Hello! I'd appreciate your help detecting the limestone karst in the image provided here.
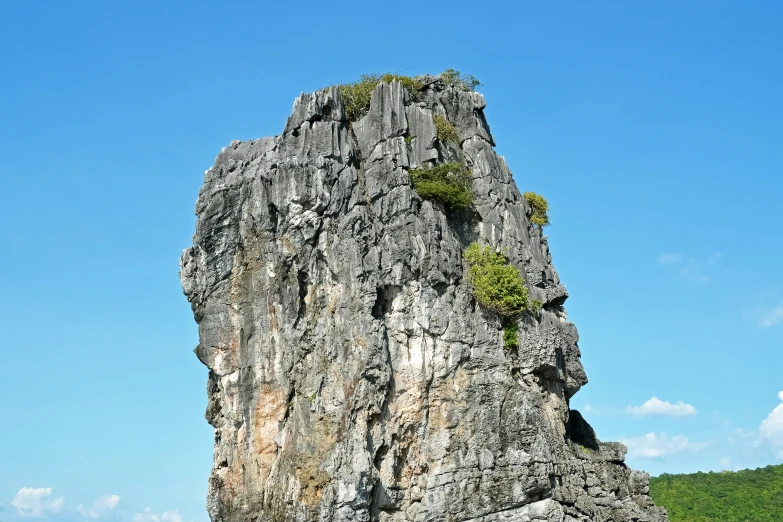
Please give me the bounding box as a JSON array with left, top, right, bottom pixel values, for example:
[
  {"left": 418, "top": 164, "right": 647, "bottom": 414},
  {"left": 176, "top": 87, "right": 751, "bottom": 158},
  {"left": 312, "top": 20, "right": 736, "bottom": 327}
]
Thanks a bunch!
[{"left": 180, "top": 73, "right": 669, "bottom": 522}]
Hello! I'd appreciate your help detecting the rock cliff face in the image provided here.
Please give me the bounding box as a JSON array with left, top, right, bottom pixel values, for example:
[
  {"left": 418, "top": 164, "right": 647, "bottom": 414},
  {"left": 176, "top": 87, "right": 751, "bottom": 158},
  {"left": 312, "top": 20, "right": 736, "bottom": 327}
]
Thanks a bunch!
[{"left": 180, "top": 75, "right": 668, "bottom": 522}]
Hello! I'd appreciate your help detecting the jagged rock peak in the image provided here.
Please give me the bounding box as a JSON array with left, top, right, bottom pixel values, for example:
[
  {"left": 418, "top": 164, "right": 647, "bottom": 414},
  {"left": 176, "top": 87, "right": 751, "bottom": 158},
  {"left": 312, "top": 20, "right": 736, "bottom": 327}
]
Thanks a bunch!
[{"left": 180, "top": 74, "right": 669, "bottom": 522}]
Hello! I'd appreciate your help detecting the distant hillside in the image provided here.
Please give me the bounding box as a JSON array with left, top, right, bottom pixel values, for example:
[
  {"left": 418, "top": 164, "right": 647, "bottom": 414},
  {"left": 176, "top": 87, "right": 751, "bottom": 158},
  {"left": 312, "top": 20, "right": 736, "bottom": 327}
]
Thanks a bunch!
[{"left": 649, "top": 464, "right": 783, "bottom": 521}]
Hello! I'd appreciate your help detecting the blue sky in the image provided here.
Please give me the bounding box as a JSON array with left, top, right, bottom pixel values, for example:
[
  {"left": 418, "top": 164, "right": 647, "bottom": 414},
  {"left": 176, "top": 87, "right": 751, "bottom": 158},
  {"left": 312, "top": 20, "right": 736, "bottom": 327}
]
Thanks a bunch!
[{"left": 1, "top": 1, "right": 781, "bottom": 521}]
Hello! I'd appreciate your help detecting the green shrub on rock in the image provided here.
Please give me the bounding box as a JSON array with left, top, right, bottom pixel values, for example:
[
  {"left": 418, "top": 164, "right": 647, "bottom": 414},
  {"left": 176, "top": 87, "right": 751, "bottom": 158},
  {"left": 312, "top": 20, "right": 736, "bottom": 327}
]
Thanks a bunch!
[
  {"left": 530, "top": 298, "right": 543, "bottom": 317},
  {"left": 338, "top": 73, "right": 423, "bottom": 121},
  {"left": 409, "top": 162, "right": 473, "bottom": 210},
  {"left": 379, "top": 73, "right": 423, "bottom": 98},
  {"left": 503, "top": 322, "right": 519, "bottom": 350},
  {"left": 333, "top": 70, "right": 482, "bottom": 122},
  {"left": 338, "top": 76, "right": 376, "bottom": 121},
  {"left": 441, "top": 68, "right": 481, "bottom": 91},
  {"left": 464, "top": 243, "right": 530, "bottom": 317},
  {"left": 523, "top": 192, "right": 550, "bottom": 230},
  {"left": 434, "top": 114, "right": 459, "bottom": 143}
]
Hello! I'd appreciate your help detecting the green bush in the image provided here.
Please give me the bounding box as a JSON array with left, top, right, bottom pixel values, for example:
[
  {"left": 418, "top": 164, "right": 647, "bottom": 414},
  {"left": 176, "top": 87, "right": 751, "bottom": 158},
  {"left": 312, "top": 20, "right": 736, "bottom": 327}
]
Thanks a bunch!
[
  {"left": 523, "top": 192, "right": 550, "bottom": 230},
  {"left": 434, "top": 114, "right": 459, "bottom": 143},
  {"left": 464, "top": 243, "right": 531, "bottom": 317},
  {"left": 338, "top": 73, "right": 423, "bottom": 121},
  {"left": 409, "top": 162, "right": 473, "bottom": 210},
  {"left": 331, "top": 70, "right": 482, "bottom": 121},
  {"left": 503, "top": 322, "right": 519, "bottom": 350},
  {"left": 441, "top": 68, "right": 481, "bottom": 91},
  {"left": 530, "top": 299, "right": 543, "bottom": 317},
  {"left": 338, "top": 75, "right": 376, "bottom": 121},
  {"left": 379, "top": 73, "right": 423, "bottom": 98}
]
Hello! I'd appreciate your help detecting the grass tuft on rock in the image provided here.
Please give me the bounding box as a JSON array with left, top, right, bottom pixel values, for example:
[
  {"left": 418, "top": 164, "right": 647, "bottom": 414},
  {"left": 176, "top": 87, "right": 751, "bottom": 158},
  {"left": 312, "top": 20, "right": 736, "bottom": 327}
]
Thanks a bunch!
[{"left": 409, "top": 162, "right": 473, "bottom": 210}]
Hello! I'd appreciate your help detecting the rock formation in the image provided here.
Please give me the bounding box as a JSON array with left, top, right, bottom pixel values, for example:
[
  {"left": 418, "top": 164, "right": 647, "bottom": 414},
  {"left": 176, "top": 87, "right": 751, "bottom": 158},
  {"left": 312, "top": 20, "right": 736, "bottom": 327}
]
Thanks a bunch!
[{"left": 180, "top": 74, "right": 669, "bottom": 522}]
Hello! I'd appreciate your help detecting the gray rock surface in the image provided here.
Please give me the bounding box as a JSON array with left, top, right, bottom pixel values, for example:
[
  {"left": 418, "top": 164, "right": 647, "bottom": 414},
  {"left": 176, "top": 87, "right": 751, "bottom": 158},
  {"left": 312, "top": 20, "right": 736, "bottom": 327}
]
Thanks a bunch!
[{"left": 180, "top": 75, "right": 669, "bottom": 522}]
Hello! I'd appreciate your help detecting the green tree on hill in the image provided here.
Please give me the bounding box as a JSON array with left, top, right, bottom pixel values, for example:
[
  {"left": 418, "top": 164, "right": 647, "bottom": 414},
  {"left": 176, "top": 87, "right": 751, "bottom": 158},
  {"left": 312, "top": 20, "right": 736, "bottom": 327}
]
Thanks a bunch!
[{"left": 649, "top": 464, "right": 783, "bottom": 522}]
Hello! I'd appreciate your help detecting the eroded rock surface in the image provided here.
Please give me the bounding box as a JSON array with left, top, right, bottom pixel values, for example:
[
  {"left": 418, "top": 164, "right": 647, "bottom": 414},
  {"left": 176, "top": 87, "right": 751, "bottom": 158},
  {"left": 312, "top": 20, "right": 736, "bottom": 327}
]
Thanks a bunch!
[{"left": 180, "top": 75, "right": 668, "bottom": 522}]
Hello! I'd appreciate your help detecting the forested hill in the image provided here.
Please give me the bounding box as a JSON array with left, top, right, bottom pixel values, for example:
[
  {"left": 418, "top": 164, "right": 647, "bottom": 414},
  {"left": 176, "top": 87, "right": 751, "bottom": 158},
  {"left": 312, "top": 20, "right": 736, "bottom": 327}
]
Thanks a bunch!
[{"left": 649, "top": 464, "right": 783, "bottom": 521}]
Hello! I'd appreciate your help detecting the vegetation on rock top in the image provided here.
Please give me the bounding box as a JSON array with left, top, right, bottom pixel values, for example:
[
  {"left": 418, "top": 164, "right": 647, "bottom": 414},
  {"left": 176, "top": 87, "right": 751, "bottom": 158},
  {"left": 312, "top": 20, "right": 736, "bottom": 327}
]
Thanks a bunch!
[
  {"left": 409, "top": 162, "right": 473, "bottom": 210},
  {"left": 338, "top": 73, "right": 423, "bottom": 121},
  {"left": 334, "top": 69, "right": 480, "bottom": 121},
  {"left": 441, "top": 68, "right": 481, "bottom": 91}
]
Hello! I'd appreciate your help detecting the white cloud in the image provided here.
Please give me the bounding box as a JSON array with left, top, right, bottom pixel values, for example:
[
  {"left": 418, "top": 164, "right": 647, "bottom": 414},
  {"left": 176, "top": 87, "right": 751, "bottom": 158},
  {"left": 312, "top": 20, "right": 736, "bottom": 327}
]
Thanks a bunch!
[
  {"left": 678, "top": 259, "right": 710, "bottom": 283},
  {"left": 657, "top": 253, "right": 682, "bottom": 265},
  {"left": 78, "top": 494, "right": 121, "bottom": 519},
  {"left": 622, "top": 432, "right": 706, "bottom": 458},
  {"left": 133, "top": 507, "right": 182, "bottom": 522},
  {"left": 8, "top": 489, "right": 179, "bottom": 522},
  {"left": 11, "top": 488, "right": 64, "bottom": 518},
  {"left": 759, "top": 301, "right": 783, "bottom": 328},
  {"left": 657, "top": 252, "right": 719, "bottom": 283},
  {"left": 626, "top": 397, "right": 697, "bottom": 418},
  {"left": 96, "top": 495, "right": 120, "bottom": 510},
  {"left": 758, "top": 391, "right": 783, "bottom": 457}
]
